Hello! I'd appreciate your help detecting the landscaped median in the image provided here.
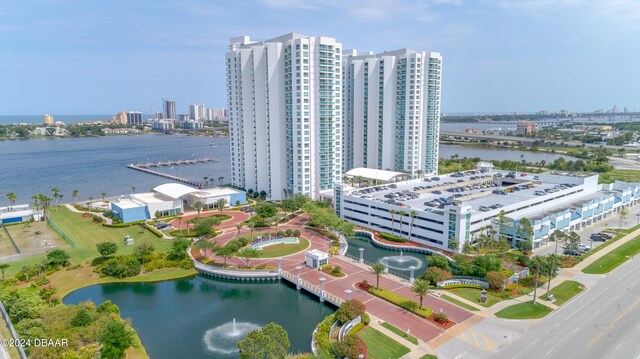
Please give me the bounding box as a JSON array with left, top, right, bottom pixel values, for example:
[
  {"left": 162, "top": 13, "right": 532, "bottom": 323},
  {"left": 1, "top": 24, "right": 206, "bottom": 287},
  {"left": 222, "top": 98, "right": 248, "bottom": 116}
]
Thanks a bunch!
[
  {"left": 368, "top": 287, "right": 432, "bottom": 318},
  {"left": 541, "top": 280, "right": 584, "bottom": 305},
  {"left": 582, "top": 232, "right": 640, "bottom": 274},
  {"left": 495, "top": 302, "right": 553, "bottom": 319}
]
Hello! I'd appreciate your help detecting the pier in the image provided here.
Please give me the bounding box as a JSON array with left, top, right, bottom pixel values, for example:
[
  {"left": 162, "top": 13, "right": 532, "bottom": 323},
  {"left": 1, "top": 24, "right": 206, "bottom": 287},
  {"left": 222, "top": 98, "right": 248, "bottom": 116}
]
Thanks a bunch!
[
  {"left": 131, "top": 157, "right": 216, "bottom": 169},
  {"left": 126, "top": 164, "right": 204, "bottom": 187}
]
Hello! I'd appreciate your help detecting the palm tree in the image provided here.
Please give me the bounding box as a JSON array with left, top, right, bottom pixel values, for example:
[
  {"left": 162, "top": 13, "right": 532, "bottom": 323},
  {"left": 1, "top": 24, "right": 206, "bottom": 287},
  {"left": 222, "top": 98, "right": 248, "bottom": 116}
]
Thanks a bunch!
[
  {"left": 218, "top": 176, "right": 224, "bottom": 185},
  {"left": 545, "top": 254, "right": 558, "bottom": 300},
  {"left": 130, "top": 186, "right": 136, "bottom": 194},
  {"left": 100, "top": 192, "right": 107, "bottom": 202},
  {"left": 6, "top": 193, "right": 16, "bottom": 206},
  {"left": 531, "top": 256, "right": 545, "bottom": 304},
  {"left": 203, "top": 176, "right": 209, "bottom": 186},
  {"left": 408, "top": 211, "right": 417, "bottom": 241},
  {"left": 88, "top": 196, "right": 94, "bottom": 211},
  {"left": 71, "top": 190, "right": 79, "bottom": 204},
  {"left": 371, "top": 262, "right": 386, "bottom": 290},
  {"left": 193, "top": 201, "right": 205, "bottom": 224},
  {"left": 389, "top": 210, "right": 396, "bottom": 232},
  {"left": 398, "top": 210, "right": 406, "bottom": 234},
  {"left": 235, "top": 223, "right": 243, "bottom": 237},
  {"left": 0, "top": 263, "right": 9, "bottom": 281},
  {"left": 32, "top": 195, "right": 40, "bottom": 218},
  {"left": 248, "top": 222, "right": 256, "bottom": 240},
  {"left": 618, "top": 208, "right": 629, "bottom": 233},
  {"left": 550, "top": 231, "right": 566, "bottom": 255},
  {"left": 411, "top": 279, "right": 433, "bottom": 311},
  {"left": 416, "top": 169, "right": 423, "bottom": 178},
  {"left": 215, "top": 198, "right": 228, "bottom": 212}
]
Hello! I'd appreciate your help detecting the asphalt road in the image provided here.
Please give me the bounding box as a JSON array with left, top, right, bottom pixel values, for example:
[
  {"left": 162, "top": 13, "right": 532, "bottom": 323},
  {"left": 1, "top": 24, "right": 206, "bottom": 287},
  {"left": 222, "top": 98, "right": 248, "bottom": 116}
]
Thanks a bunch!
[
  {"left": 440, "top": 131, "right": 626, "bottom": 151},
  {"left": 493, "top": 253, "right": 640, "bottom": 359}
]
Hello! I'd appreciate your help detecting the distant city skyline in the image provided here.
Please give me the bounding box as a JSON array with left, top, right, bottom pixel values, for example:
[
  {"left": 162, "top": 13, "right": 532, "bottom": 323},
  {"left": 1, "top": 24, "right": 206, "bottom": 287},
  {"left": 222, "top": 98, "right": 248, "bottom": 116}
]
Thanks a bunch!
[{"left": 1, "top": 0, "right": 639, "bottom": 115}]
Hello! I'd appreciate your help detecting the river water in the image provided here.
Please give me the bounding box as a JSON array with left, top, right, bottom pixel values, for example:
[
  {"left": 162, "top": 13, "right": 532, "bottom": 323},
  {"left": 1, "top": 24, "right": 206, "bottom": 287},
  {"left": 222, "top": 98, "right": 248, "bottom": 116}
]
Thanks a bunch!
[
  {"left": 0, "top": 135, "right": 576, "bottom": 207},
  {"left": 63, "top": 276, "right": 335, "bottom": 358}
]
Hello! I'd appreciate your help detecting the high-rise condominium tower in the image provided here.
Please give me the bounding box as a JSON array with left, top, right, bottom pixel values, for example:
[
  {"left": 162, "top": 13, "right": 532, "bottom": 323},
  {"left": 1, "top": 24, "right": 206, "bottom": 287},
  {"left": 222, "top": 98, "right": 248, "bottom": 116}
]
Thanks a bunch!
[
  {"left": 342, "top": 49, "right": 442, "bottom": 177},
  {"left": 164, "top": 100, "right": 176, "bottom": 120},
  {"left": 189, "top": 104, "right": 206, "bottom": 121},
  {"left": 226, "top": 33, "right": 343, "bottom": 200}
]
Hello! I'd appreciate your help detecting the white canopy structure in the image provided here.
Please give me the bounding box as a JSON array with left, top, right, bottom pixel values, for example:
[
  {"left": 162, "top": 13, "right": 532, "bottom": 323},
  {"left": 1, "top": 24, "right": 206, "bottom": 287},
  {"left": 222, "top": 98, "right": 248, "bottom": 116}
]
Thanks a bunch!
[
  {"left": 152, "top": 183, "right": 200, "bottom": 199},
  {"left": 344, "top": 167, "right": 409, "bottom": 183}
]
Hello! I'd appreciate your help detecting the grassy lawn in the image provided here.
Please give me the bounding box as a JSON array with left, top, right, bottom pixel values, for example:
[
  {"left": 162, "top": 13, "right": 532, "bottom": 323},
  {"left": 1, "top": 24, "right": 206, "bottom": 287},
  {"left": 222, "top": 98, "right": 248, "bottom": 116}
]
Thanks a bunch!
[
  {"left": 580, "top": 233, "right": 624, "bottom": 260},
  {"left": 259, "top": 236, "right": 310, "bottom": 258},
  {"left": 441, "top": 294, "right": 481, "bottom": 311},
  {"left": 4, "top": 207, "right": 175, "bottom": 277},
  {"left": 541, "top": 280, "right": 584, "bottom": 305},
  {"left": 447, "top": 288, "right": 501, "bottom": 308},
  {"left": 599, "top": 169, "right": 640, "bottom": 184},
  {"left": 358, "top": 326, "right": 410, "bottom": 359},
  {"left": 583, "top": 233, "right": 640, "bottom": 274},
  {"left": 0, "top": 226, "right": 19, "bottom": 256},
  {"left": 380, "top": 322, "right": 419, "bottom": 345},
  {"left": 495, "top": 302, "right": 553, "bottom": 319},
  {"left": 48, "top": 264, "right": 197, "bottom": 297},
  {"left": 419, "top": 355, "right": 438, "bottom": 359}
]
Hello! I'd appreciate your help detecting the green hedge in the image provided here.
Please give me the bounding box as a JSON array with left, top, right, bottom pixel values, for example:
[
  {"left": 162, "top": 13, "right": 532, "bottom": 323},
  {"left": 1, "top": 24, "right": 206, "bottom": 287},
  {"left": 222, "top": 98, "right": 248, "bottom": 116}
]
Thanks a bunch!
[
  {"left": 102, "top": 220, "right": 144, "bottom": 228},
  {"left": 379, "top": 232, "right": 407, "bottom": 243},
  {"left": 142, "top": 223, "right": 164, "bottom": 238},
  {"left": 440, "top": 284, "right": 483, "bottom": 290},
  {"left": 169, "top": 229, "right": 199, "bottom": 238},
  {"left": 369, "top": 288, "right": 432, "bottom": 317},
  {"left": 313, "top": 314, "right": 336, "bottom": 353}
]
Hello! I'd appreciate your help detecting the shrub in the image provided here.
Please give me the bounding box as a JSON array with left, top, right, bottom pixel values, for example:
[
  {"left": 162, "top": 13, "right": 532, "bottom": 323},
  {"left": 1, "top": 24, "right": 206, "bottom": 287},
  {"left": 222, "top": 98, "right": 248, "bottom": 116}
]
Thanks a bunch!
[
  {"left": 335, "top": 300, "right": 366, "bottom": 324},
  {"left": 433, "top": 313, "right": 449, "bottom": 324},
  {"left": 423, "top": 267, "right": 452, "bottom": 285},
  {"left": 379, "top": 232, "right": 406, "bottom": 243},
  {"left": 361, "top": 312, "right": 370, "bottom": 325},
  {"left": 333, "top": 335, "right": 367, "bottom": 359},
  {"left": 356, "top": 280, "right": 373, "bottom": 291},
  {"left": 293, "top": 230, "right": 301, "bottom": 237},
  {"left": 428, "top": 255, "right": 451, "bottom": 271},
  {"left": 285, "top": 229, "right": 293, "bottom": 236},
  {"left": 97, "top": 300, "right": 120, "bottom": 315},
  {"left": 34, "top": 277, "right": 50, "bottom": 286},
  {"left": 313, "top": 314, "right": 336, "bottom": 353},
  {"left": 143, "top": 223, "right": 164, "bottom": 238},
  {"left": 238, "top": 236, "right": 251, "bottom": 246},
  {"left": 486, "top": 271, "right": 506, "bottom": 289},
  {"left": 46, "top": 249, "right": 70, "bottom": 267},
  {"left": 99, "top": 256, "right": 141, "bottom": 278},
  {"left": 331, "top": 265, "right": 342, "bottom": 275},
  {"left": 277, "top": 230, "right": 285, "bottom": 237},
  {"left": 517, "top": 255, "right": 530, "bottom": 267},
  {"left": 70, "top": 307, "right": 94, "bottom": 327}
]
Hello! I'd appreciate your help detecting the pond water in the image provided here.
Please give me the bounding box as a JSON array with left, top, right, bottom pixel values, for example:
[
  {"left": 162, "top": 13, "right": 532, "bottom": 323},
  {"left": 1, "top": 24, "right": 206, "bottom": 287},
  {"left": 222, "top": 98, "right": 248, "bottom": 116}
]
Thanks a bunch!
[
  {"left": 63, "top": 276, "right": 335, "bottom": 359},
  {"left": 345, "top": 236, "right": 431, "bottom": 278},
  {"left": 439, "top": 144, "right": 577, "bottom": 163}
]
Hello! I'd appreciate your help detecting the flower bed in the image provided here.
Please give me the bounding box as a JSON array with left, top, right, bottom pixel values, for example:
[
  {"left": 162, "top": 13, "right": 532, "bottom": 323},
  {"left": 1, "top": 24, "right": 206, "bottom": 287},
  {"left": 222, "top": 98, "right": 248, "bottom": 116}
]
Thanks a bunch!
[
  {"left": 427, "top": 313, "right": 455, "bottom": 329},
  {"left": 368, "top": 288, "right": 432, "bottom": 318}
]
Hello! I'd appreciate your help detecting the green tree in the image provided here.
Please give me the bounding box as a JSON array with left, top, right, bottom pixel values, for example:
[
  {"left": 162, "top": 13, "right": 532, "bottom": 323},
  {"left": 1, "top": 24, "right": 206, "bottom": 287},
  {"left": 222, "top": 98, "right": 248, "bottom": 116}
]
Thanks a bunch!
[
  {"left": 619, "top": 208, "right": 629, "bottom": 233},
  {"left": 496, "top": 238, "right": 511, "bottom": 258},
  {"left": 100, "top": 192, "right": 107, "bottom": 202},
  {"left": 389, "top": 209, "right": 396, "bottom": 231},
  {"left": 398, "top": 210, "right": 406, "bottom": 234},
  {"left": 6, "top": 192, "right": 16, "bottom": 206},
  {"left": 565, "top": 231, "right": 581, "bottom": 251},
  {"left": 96, "top": 242, "right": 118, "bottom": 258},
  {"left": 530, "top": 256, "right": 545, "bottom": 304},
  {"left": 169, "top": 238, "right": 191, "bottom": 260},
  {"left": 408, "top": 210, "right": 417, "bottom": 241},
  {"left": 195, "top": 239, "right": 215, "bottom": 258},
  {"left": 130, "top": 186, "right": 136, "bottom": 194},
  {"left": 462, "top": 241, "right": 473, "bottom": 254},
  {"left": 237, "top": 247, "right": 262, "bottom": 267},
  {"left": 255, "top": 202, "right": 277, "bottom": 219},
  {"left": 216, "top": 243, "right": 239, "bottom": 266},
  {"left": 448, "top": 237, "right": 460, "bottom": 252},
  {"left": 516, "top": 218, "right": 533, "bottom": 250},
  {"left": 550, "top": 230, "right": 567, "bottom": 255},
  {"left": 486, "top": 271, "right": 505, "bottom": 289},
  {"left": 428, "top": 255, "right": 450, "bottom": 271},
  {"left": 46, "top": 249, "right": 70, "bottom": 267},
  {"left": 192, "top": 200, "right": 205, "bottom": 224},
  {"left": 70, "top": 307, "right": 94, "bottom": 327},
  {"left": 71, "top": 189, "right": 79, "bottom": 204},
  {"left": 215, "top": 198, "right": 228, "bottom": 212},
  {"left": 370, "top": 262, "right": 386, "bottom": 290},
  {"left": 237, "top": 322, "right": 290, "bottom": 359},
  {"left": 135, "top": 242, "right": 155, "bottom": 267},
  {"left": 411, "top": 279, "right": 433, "bottom": 310},
  {"left": 0, "top": 263, "right": 8, "bottom": 281},
  {"left": 99, "top": 319, "right": 134, "bottom": 359}
]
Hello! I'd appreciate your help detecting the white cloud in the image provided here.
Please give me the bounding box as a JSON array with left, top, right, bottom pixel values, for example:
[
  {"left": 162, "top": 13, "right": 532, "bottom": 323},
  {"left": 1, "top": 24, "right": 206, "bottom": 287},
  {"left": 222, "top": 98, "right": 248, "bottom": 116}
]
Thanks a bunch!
[{"left": 487, "top": 0, "right": 640, "bottom": 21}]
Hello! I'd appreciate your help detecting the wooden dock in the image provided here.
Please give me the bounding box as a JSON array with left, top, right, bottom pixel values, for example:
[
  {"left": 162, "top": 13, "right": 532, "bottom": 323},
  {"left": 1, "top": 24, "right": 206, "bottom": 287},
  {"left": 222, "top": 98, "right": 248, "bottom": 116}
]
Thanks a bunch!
[
  {"left": 126, "top": 164, "right": 203, "bottom": 187},
  {"left": 132, "top": 157, "right": 216, "bottom": 169}
]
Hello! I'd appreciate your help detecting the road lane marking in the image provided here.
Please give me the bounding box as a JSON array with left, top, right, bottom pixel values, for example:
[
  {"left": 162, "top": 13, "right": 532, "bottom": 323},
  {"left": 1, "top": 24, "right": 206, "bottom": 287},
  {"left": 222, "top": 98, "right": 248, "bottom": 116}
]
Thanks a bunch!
[
  {"left": 546, "top": 348, "right": 554, "bottom": 356},
  {"left": 588, "top": 297, "right": 640, "bottom": 347},
  {"left": 594, "top": 310, "right": 601, "bottom": 316},
  {"left": 571, "top": 326, "right": 581, "bottom": 334},
  {"left": 554, "top": 323, "right": 560, "bottom": 328},
  {"left": 531, "top": 338, "right": 540, "bottom": 346},
  {"left": 616, "top": 343, "right": 622, "bottom": 350}
]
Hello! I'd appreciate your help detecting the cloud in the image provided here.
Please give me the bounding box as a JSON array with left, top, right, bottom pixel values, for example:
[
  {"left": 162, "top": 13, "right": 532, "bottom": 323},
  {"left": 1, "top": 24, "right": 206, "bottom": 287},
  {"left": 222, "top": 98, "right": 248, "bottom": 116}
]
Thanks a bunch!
[
  {"left": 487, "top": 0, "right": 640, "bottom": 22},
  {"left": 260, "top": 0, "right": 322, "bottom": 10}
]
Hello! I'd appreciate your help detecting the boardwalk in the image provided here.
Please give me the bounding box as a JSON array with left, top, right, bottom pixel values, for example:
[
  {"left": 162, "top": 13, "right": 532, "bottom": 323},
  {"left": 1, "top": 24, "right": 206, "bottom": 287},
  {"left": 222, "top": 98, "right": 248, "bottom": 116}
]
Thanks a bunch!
[{"left": 126, "top": 164, "right": 203, "bottom": 187}]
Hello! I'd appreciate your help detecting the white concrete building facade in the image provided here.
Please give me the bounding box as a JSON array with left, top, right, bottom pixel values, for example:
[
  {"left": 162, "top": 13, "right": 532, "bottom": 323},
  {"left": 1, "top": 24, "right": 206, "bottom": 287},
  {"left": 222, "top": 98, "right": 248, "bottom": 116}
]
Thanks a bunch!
[
  {"left": 226, "top": 33, "right": 343, "bottom": 200},
  {"left": 342, "top": 49, "right": 442, "bottom": 177}
]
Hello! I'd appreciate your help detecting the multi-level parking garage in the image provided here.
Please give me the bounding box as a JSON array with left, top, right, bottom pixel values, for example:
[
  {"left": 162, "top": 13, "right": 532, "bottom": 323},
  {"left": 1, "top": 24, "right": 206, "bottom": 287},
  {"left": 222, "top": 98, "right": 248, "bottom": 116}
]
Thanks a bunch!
[{"left": 335, "top": 163, "right": 640, "bottom": 252}]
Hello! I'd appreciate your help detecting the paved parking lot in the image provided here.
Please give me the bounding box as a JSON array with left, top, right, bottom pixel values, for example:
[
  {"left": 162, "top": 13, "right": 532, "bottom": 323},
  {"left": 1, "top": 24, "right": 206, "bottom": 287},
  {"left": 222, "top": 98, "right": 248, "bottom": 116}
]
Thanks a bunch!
[{"left": 535, "top": 204, "right": 640, "bottom": 257}]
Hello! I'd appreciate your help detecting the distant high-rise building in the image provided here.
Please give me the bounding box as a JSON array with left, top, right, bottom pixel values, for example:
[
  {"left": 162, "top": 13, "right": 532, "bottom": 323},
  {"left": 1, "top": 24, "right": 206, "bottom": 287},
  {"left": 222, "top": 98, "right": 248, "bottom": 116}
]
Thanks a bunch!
[
  {"left": 342, "top": 49, "right": 442, "bottom": 177},
  {"left": 156, "top": 112, "right": 164, "bottom": 120},
  {"left": 207, "top": 108, "right": 229, "bottom": 122},
  {"left": 164, "top": 100, "right": 176, "bottom": 120},
  {"left": 226, "top": 33, "right": 343, "bottom": 200},
  {"left": 43, "top": 114, "right": 54, "bottom": 125},
  {"left": 127, "top": 111, "right": 143, "bottom": 125},
  {"left": 189, "top": 104, "right": 206, "bottom": 121},
  {"left": 179, "top": 114, "right": 190, "bottom": 122}
]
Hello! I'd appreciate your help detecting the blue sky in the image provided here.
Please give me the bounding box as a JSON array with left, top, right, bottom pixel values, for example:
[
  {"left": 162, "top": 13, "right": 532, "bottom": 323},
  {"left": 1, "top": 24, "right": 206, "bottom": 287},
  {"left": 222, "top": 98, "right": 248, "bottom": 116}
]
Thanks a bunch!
[{"left": 0, "top": 0, "right": 639, "bottom": 115}]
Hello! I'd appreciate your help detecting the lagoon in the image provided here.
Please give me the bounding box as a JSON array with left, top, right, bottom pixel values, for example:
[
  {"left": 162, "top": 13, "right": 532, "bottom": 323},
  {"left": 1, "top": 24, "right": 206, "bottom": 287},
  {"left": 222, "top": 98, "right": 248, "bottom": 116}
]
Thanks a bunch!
[{"left": 63, "top": 276, "right": 335, "bottom": 359}]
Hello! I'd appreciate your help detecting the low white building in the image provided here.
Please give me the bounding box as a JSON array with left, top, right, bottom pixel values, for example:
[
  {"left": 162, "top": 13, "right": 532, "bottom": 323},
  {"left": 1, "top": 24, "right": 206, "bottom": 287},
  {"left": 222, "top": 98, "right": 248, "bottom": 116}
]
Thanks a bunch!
[
  {"left": 306, "top": 249, "right": 329, "bottom": 269},
  {"left": 187, "top": 187, "right": 247, "bottom": 209}
]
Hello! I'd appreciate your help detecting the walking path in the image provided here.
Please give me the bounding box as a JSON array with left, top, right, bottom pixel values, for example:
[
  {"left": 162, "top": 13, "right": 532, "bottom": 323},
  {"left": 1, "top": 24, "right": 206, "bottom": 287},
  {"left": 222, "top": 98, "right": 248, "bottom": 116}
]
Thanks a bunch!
[{"left": 64, "top": 203, "right": 113, "bottom": 224}]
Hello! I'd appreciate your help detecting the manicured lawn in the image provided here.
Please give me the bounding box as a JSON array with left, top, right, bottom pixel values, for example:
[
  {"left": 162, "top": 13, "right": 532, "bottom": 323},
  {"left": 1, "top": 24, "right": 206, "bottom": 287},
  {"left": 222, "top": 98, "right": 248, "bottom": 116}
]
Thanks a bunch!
[
  {"left": 259, "top": 236, "right": 310, "bottom": 258},
  {"left": 4, "top": 207, "right": 174, "bottom": 276},
  {"left": 541, "top": 280, "right": 584, "bottom": 305},
  {"left": 419, "top": 355, "right": 438, "bottom": 359},
  {"left": 441, "top": 294, "right": 481, "bottom": 311},
  {"left": 583, "top": 233, "right": 640, "bottom": 274},
  {"left": 495, "top": 302, "right": 553, "bottom": 319},
  {"left": 381, "top": 322, "right": 419, "bottom": 345},
  {"left": 358, "top": 326, "right": 410, "bottom": 359},
  {"left": 49, "top": 264, "right": 197, "bottom": 297},
  {"left": 447, "top": 288, "right": 501, "bottom": 308}
]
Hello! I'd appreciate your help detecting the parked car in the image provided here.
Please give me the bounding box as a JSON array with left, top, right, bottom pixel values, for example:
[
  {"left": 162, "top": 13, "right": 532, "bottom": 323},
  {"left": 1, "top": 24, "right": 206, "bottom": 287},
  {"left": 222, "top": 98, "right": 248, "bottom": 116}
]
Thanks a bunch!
[
  {"left": 563, "top": 248, "right": 581, "bottom": 256},
  {"left": 598, "top": 232, "right": 613, "bottom": 239},
  {"left": 590, "top": 233, "right": 607, "bottom": 242},
  {"left": 578, "top": 243, "right": 591, "bottom": 251}
]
